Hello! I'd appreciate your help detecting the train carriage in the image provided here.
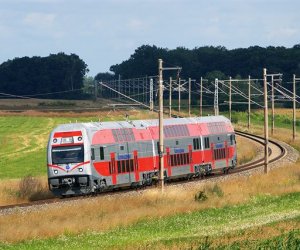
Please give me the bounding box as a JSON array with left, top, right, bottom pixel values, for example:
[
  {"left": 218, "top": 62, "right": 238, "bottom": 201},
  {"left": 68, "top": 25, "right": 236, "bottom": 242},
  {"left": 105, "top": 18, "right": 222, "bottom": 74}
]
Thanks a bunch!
[{"left": 47, "top": 115, "right": 237, "bottom": 196}]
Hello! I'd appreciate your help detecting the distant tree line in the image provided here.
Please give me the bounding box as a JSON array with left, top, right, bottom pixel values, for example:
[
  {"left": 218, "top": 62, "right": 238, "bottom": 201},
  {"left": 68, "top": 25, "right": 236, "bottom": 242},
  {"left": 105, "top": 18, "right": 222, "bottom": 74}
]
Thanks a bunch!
[
  {"left": 0, "top": 53, "right": 88, "bottom": 99},
  {"left": 1, "top": 45, "right": 300, "bottom": 101},
  {"left": 108, "top": 44, "right": 300, "bottom": 82}
]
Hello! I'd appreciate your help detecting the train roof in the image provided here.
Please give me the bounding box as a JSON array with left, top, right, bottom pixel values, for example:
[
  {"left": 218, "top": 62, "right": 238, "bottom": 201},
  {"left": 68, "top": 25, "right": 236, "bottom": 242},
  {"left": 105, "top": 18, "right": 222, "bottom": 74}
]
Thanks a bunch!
[{"left": 52, "top": 115, "right": 233, "bottom": 132}]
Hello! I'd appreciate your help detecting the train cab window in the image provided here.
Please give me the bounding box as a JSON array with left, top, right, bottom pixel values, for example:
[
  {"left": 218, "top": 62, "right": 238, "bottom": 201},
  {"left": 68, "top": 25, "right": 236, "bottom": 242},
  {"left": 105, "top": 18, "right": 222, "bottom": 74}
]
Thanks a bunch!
[
  {"left": 204, "top": 137, "right": 210, "bottom": 149},
  {"left": 100, "top": 147, "right": 104, "bottom": 160},
  {"left": 230, "top": 135, "right": 235, "bottom": 145},
  {"left": 52, "top": 145, "right": 84, "bottom": 164}
]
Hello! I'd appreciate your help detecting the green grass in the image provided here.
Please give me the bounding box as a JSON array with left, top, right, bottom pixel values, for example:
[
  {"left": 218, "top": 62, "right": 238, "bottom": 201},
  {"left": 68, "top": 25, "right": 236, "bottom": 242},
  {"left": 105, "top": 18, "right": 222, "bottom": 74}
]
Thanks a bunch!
[
  {"left": 1, "top": 192, "right": 300, "bottom": 249},
  {"left": 0, "top": 116, "right": 96, "bottom": 179}
]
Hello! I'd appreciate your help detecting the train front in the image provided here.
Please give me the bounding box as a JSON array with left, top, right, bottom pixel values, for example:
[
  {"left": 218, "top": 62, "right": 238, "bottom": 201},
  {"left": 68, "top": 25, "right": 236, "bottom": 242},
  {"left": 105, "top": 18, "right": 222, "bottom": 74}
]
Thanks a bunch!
[{"left": 47, "top": 125, "right": 92, "bottom": 196}]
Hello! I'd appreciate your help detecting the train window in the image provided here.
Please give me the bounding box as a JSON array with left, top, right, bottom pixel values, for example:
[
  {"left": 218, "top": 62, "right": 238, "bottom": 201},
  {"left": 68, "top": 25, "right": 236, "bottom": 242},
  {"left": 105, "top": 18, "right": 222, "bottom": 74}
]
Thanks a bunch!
[
  {"left": 91, "top": 148, "right": 95, "bottom": 160},
  {"left": 204, "top": 137, "right": 210, "bottom": 149},
  {"left": 112, "top": 128, "right": 135, "bottom": 142},
  {"left": 117, "top": 161, "right": 121, "bottom": 173},
  {"left": 130, "top": 159, "right": 134, "bottom": 172},
  {"left": 176, "top": 154, "right": 180, "bottom": 166},
  {"left": 193, "top": 138, "right": 201, "bottom": 150},
  {"left": 121, "top": 160, "right": 126, "bottom": 172},
  {"left": 100, "top": 147, "right": 104, "bottom": 160},
  {"left": 125, "top": 160, "right": 129, "bottom": 172},
  {"left": 180, "top": 154, "right": 184, "bottom": 165},
  {"left": 120, "top": 145, "right": 124, "bottom": 151},
  {"left": 230, "top": 135, "right": 235, "bottom": 145},
  {"left": 176, "top": 140, "right": 179, "bottom": 145}
]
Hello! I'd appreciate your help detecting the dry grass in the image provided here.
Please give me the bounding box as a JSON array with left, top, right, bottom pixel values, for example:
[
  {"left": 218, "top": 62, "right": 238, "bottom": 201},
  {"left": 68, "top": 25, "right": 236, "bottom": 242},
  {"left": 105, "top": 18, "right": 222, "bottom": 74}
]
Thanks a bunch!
[
  {"left": 236, "top": 135, "right": 260, "bottom": 165},
  {"left": 1, "top": 160, "right": 300, "bottom": 243},
  {"left": 0, "top": 177, "right": 53, "bottom": 206}
]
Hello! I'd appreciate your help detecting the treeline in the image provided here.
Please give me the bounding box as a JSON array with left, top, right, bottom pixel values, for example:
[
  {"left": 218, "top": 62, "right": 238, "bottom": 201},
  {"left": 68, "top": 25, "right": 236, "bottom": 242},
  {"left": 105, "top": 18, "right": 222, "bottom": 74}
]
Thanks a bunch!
[
  {"left": 1, "top": 45, "right": 300, "bottom": 100},
  {"left": 0, "top": 53, "right": 88, "bottom": 98},
  {"left": 107, "top": 44, "right": 300, "bottom": 81}
]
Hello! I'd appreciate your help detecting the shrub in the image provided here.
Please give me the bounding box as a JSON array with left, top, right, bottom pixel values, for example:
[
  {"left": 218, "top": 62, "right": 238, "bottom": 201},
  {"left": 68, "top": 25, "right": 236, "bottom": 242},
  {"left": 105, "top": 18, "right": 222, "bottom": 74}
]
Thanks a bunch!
[
  {"left": 211, "top": 184, "right": 224, "bottom": 197},
  {"left": 231, "top": 115, "right": 239, "bottom": 124},
  {"left": 194, "top": 190, "right": 208, "bottom": 202},
  {"left": 18, "top": 176, "right": 54, "bottom": 201}
]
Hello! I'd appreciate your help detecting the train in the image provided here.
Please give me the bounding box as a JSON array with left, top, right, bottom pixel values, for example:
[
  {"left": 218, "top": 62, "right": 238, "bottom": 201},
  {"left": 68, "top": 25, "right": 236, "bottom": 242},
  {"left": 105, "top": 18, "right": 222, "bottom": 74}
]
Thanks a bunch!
[{"left": 47, "top": 115, "right": 237, "bottom": 196}]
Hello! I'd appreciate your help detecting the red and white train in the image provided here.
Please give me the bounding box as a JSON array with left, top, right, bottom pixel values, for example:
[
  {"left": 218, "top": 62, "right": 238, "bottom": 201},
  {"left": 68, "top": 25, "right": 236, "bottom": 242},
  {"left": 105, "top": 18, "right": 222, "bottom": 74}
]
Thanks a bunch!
[{"left": 47, "top": 116, "right": 237, "bottom": 196}]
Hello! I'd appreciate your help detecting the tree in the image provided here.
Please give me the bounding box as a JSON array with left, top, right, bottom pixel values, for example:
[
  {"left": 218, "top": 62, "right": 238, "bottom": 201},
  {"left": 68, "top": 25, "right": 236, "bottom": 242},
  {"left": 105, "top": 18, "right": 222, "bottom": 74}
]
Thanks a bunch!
[{"left": 0, "top": 53, "right": 88, "bottom": 99}]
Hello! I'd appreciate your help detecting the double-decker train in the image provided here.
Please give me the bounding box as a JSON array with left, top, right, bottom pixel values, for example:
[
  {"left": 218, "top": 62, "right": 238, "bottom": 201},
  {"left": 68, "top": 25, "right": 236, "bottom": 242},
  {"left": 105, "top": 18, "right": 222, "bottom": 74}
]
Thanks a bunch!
[{"left": 47, "top": 116, "right": 237, "bottom": 196}]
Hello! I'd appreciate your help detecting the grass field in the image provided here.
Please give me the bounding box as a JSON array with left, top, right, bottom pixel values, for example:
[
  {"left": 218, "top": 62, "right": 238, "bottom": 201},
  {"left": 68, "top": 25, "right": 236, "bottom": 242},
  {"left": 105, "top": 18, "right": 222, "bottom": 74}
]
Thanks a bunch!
[{"left": 0, "top": 104, "right": 300, "bottom": 249}]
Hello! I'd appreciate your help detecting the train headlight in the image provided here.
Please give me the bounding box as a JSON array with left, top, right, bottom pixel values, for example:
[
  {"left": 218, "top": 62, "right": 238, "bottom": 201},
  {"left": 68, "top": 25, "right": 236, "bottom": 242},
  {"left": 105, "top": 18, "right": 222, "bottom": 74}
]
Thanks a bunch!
[
  {"left": 53, "top": 138, "right": 57, "bottom": 143},
  {"left": 78, "top": 136, "right": 82, "bottom": 141},
  {"left": 54, "top": 170, "right": 58, "bottom": 174},
  {"left": 79, "top": 168, "right": 83, "bottom": 172}
]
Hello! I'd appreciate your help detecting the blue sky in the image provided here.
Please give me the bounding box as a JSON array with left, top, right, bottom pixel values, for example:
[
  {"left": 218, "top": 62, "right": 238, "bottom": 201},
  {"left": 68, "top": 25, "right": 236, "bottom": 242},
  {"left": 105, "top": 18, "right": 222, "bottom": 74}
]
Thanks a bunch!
[{"left": 0, "top": 0, "right": 299, "bottom": 76}]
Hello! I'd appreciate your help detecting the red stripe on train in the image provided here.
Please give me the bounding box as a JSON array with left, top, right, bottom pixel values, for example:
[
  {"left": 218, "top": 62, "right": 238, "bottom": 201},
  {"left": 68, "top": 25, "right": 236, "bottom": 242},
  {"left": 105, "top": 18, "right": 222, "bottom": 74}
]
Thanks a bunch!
[{"left": 54, "top": 131, "right": 82, "bottom": 138}]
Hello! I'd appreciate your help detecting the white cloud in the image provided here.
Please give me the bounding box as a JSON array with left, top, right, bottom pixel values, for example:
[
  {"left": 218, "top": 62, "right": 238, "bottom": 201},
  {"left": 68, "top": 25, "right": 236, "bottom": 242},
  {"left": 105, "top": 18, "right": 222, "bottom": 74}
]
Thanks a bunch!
[
  {"left": 268, "top": 27, "right": 298, "bottom": 38},
  {"left": 127, "top": 18, "right": 146, "bottom": 31},
  {"left": 23, "top": 12, "right": 56, "bottom": 29}
]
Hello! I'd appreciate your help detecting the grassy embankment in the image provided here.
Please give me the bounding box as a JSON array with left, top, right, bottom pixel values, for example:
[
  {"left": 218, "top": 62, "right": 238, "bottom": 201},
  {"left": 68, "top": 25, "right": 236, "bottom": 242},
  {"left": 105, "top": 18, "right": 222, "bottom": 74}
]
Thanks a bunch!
[{"left": 1, "top": 165, "right": 300, "bottom": 248}]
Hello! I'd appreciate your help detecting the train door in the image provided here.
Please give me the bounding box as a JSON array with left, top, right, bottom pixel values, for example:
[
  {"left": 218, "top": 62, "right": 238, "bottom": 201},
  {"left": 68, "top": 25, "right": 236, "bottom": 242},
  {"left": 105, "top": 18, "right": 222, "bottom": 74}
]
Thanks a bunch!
[
  {"left": 133, "top": 150, "right": 139, "bottom": 182},
  {"left": 212, "top": 135, "right": 228, "bottom": 171},
  {"left": 116, "top": 143, "right": 132, "bottom": 185},
  {"left": 165, "top": 147, "right": 171, "bottom": 177},
  {"left": 110, "top": 152, "right": 117, "bottom": 185}
]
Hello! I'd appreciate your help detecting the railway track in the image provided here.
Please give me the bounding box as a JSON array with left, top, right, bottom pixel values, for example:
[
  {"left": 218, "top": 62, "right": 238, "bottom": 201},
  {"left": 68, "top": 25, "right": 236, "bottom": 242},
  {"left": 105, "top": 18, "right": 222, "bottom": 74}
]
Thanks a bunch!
[{"left": 0, "top": 130, "right": 288, "bottom": 212}]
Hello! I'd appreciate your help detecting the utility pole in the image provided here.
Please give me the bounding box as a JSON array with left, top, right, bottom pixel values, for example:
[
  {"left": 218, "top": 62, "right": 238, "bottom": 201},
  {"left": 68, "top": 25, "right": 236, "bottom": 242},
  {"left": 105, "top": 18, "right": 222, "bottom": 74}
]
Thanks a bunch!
[
  {"left": 263, "top": 68, "right": 269, "bottom": 174},
  {"left": 158, "top": 59, "right": 164, "bottom": 192},
  {"left": 178, "top": 78, "right": 181, "bottom": 113},
  {"left": 118, "top": 74, "right": 121, "bottom": 100},
  {"left": 169, "top": 77, "right": 172, "bottom": 117},
  {"left": 229, "top": 76, "right": 232, "bottom": 121},
  {"left": 248, "top": 75, "right": 251, "bottom": 130},
  {"left": 200, "top": 77, "right": 203, "bottom": 117},
  {"left": 271, "top": 75, "right": 275, "bottom": 135},
  {"left": 214, "top": 78, "right": 219, "bottom": 116},
  {"left": 293, "top": 74, "right": 299, "bottom": 140},
  {"left": 94, "top": 80, "right": 98, "bottom": 101},
  {"left": 157, "top": 59, "right": 182, "bottom": 192},
  {"left": 188, "top": 78, "right": 191, "bottom": 117},
  {"left": 150, "top": 78, "right": 154, "bottom": 111}
]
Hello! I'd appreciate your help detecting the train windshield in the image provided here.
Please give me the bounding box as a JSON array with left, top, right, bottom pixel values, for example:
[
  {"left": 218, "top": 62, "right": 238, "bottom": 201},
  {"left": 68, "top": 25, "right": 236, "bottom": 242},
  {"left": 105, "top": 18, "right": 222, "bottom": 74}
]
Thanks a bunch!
[{"left": 52, "top": 145, "right": 84, "bottom": 164}]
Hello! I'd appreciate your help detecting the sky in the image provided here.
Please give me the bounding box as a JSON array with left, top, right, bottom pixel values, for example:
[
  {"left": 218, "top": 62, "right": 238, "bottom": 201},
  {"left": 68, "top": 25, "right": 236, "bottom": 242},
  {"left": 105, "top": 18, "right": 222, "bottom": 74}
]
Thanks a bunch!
[{"left": 0, "top": 0, "right": 299, "bottom": 76}]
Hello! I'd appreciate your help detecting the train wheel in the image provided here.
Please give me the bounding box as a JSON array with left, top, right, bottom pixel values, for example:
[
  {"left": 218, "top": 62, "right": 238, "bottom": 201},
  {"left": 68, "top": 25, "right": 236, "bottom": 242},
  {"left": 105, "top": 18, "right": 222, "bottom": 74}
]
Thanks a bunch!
[{"left": 223, "top": 167, "right": 229, "bottom": 174}]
